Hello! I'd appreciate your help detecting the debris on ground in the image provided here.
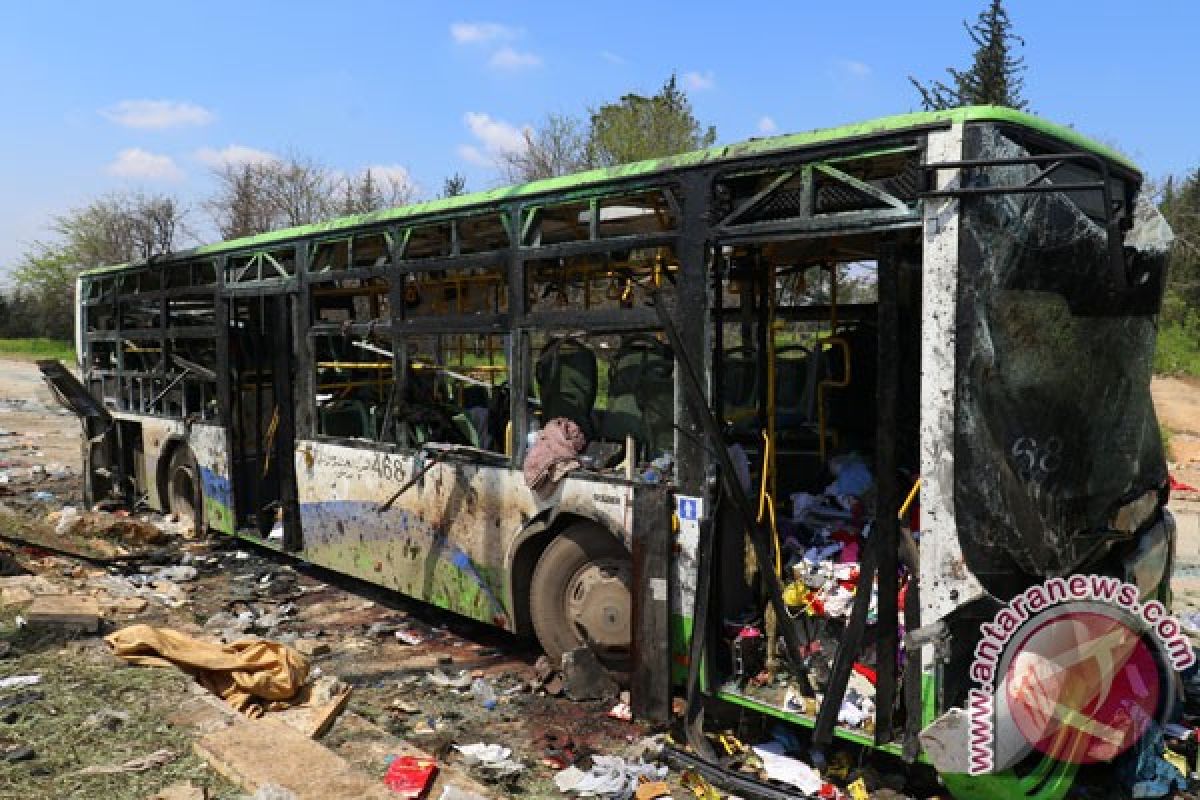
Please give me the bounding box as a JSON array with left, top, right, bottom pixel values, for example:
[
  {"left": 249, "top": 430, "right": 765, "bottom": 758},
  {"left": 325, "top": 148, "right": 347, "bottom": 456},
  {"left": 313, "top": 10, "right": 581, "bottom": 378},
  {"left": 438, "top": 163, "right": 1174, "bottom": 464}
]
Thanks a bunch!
[
  {"left": 562, "top": 645, "right": 619, "bottom": 702},
  {"left": 454, "top": 742, "right": 525, "bottom": 779},
  {"left": 77, "top": 747, "right": 177, "bottom": 775},
  {"left": 106, "top": 623, "right": 310, "bottom": 716},
  {"left": 553, "top": 755, "right": 668, "bottom": 799},
  {"left": 24, "top": 592, "right": 101, "bottom": 631},
  {"left": 383, "top": 754, "right": 439, "bottom": 798},
  {"left": 0, "top": 673, "right": 41, "bottom": 689}
]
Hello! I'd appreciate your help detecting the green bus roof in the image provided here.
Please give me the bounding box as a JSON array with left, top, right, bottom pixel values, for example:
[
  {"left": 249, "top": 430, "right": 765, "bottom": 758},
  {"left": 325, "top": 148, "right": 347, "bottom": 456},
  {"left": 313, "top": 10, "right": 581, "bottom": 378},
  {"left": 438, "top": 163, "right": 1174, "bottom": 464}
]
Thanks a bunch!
[{"left": 80, "top": 105, "right": 1138, "bottom": 278}]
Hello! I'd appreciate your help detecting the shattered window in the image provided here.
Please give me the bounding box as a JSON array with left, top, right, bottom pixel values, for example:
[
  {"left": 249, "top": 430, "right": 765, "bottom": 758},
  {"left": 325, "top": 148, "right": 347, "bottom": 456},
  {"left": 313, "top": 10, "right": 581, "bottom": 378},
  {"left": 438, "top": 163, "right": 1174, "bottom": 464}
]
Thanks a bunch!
[
  {"left": 393, "top": 333, "right": 510, "bottom": 452},
  {"left": 954, "top": 123, "right": 1171, "bottom": 586},
  {"left": 398, "top": 264, "right": 507, "bottom": 320},
  {"left": 524, "top": 247, "right": 677, "bottom": 315},
  {"left": 312, "top": 329, "right": 395, "bottom": 442}
]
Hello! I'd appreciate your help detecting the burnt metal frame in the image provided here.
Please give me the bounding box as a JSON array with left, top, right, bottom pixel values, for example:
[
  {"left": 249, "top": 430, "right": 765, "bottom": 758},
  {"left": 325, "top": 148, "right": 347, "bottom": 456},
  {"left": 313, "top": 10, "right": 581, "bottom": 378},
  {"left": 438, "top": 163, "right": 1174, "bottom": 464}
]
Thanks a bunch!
[
  {"left": 920, "top": 150, "right": 1132, "bottom": 288},
  {"left": 73, "top": 118, "right": 1134, "bottom": 779}
]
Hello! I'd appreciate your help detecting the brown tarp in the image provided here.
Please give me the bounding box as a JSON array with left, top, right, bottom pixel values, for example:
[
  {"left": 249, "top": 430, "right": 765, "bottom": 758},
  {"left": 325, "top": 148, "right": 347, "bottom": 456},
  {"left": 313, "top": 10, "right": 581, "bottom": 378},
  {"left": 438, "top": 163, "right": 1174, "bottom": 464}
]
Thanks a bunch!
[{"left": 106, "top": 624, "right": 310, "bottom": 717}]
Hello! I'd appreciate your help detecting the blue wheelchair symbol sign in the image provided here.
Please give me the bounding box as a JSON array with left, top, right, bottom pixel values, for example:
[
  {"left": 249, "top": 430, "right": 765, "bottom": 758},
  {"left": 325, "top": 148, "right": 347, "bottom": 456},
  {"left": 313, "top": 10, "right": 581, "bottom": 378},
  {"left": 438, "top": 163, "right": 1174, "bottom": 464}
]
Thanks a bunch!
[{"left": 677, "top": 496, "right": 701, "bottom": 521}]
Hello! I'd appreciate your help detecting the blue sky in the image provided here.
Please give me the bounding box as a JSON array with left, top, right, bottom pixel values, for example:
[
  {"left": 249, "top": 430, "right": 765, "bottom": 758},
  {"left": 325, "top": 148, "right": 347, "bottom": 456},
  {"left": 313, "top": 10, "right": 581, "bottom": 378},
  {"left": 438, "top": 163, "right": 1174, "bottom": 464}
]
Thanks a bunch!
[{"left": 0, "top": 0, "right": 1196, "bottom": 274}]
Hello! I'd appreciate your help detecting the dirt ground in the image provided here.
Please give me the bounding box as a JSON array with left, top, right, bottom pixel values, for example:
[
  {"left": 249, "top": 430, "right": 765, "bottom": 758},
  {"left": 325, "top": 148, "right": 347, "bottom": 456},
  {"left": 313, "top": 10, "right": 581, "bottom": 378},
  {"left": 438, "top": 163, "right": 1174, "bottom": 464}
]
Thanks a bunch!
[{"left": 1, "top": 358, "right": 1199, "bottom": 800}]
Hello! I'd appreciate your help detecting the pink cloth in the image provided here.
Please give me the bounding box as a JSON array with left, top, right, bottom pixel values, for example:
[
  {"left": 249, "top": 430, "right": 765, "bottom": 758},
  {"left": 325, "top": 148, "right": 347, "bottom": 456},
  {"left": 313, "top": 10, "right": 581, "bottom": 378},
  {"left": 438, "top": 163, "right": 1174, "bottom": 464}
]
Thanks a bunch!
[{"left": 523, "top": 417, "right": 587, "bottom": 492}]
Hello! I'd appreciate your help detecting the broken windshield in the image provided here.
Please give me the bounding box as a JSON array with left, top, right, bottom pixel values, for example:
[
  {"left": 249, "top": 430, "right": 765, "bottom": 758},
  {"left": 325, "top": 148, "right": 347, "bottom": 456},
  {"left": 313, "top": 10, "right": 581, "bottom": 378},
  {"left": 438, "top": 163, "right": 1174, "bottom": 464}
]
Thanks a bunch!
[{"left": 953, "top": 123, "right": 1172, "bottom": 589}]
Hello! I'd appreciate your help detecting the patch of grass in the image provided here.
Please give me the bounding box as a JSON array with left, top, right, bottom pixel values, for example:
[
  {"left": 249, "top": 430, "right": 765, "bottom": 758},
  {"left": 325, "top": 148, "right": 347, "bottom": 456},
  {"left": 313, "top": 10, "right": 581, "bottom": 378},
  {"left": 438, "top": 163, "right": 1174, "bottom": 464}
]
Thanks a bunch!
[
  {"left": 1155, "top": 318, "right": 1200, "bottom": 378},
  {"left": 0, "top": 610, "right": 240, "bottom": 799},
  {"left": 0, "top": 338, "right": 75, "bottom": 363}
]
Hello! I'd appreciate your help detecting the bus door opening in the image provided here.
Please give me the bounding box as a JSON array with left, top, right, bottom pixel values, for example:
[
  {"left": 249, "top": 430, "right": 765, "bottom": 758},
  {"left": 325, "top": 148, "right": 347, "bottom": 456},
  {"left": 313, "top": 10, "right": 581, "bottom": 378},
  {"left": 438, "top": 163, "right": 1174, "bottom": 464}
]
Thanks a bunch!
[{"left": 228, "top": 294, "right": 299, "bottom": 545}]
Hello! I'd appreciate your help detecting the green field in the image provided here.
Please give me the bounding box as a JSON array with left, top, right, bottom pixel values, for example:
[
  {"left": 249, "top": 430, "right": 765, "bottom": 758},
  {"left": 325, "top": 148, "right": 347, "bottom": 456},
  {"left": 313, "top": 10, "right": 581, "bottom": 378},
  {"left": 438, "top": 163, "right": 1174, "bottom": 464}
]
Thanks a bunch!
[
  {"left": 1155, "top": 317, "right": 1200, "bottom": 378},
  {"left": 0, "top": 337, "right": 75, "bottom": 363}
]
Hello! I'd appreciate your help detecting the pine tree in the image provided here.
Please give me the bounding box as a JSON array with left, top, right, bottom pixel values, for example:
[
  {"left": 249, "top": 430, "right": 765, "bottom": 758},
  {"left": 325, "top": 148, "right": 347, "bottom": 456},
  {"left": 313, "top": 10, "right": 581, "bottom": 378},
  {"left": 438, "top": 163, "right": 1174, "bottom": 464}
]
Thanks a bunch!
[{"left": 910, "top": 0, "right": 1028, "bottom": 111}]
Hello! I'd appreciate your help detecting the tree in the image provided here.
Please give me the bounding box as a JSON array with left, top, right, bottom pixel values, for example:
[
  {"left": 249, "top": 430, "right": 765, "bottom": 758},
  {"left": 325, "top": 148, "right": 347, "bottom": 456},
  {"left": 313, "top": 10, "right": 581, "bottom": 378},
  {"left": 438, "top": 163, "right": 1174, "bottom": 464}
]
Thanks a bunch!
[
  {"left": 339, "top": 168, "right": 417, "bottom": 215},
  {"left": 8, "top": 192, "right": 187, "bottom": 339},
  {"left": 499, "top": 113, "right": 590, "bottom": 183},
  {"left": 205, "top": 162, "right": 277, "bottom": 239},
  {"left": 909, "top": 0, "right": 1028, "bottom": 111},
  {"left": 1161, "top": 172, "right": 1200, "bottom": 318},
  {"left": 587, "top": 74, "right": 717, "bottom": 167},
  {"left": 441, "top": 173, "right": 468, "bottom": 198}
]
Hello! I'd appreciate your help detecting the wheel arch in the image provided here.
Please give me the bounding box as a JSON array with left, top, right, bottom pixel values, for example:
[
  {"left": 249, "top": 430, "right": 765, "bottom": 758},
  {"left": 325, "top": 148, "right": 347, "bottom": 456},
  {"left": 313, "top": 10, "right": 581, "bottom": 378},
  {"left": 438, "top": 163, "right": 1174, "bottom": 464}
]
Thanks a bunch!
[{"left": 155, "top": 433, "right": 191, "bottom": 512}]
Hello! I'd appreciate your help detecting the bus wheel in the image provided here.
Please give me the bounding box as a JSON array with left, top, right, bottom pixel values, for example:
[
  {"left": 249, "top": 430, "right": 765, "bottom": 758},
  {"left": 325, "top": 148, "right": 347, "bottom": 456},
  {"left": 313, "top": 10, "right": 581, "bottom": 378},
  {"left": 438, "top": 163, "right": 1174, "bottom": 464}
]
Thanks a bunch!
[
  {"left": 166, "top": 446, "right": 203, "bottom": 534},
  {"left": 530, "top": 523, "right": 632, "bottom": 673}
]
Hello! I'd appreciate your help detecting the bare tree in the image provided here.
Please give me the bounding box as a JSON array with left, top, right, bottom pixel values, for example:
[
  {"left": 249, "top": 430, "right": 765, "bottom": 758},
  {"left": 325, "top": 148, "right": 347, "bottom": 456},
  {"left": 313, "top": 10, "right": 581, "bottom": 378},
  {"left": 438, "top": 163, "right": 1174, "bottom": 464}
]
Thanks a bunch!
[
  {"left": 265, "top": 154, "right": 337, "bottom": 228},
  {"left": 499, "top": 113, "right": 590, "bottom": 184},
  {"left": 205, "top": 162, "right": 276, "bottom": 239},
  {"left": 339, "top": 168, "right": 418, "bottom": 215}
]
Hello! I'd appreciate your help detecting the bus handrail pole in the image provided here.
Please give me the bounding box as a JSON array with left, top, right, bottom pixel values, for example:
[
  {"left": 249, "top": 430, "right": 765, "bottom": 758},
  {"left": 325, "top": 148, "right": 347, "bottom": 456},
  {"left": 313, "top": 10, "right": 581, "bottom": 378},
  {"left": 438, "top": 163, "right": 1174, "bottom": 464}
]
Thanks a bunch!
[{"left": 649, "top": 288, "right": 809, "bottom": 671}]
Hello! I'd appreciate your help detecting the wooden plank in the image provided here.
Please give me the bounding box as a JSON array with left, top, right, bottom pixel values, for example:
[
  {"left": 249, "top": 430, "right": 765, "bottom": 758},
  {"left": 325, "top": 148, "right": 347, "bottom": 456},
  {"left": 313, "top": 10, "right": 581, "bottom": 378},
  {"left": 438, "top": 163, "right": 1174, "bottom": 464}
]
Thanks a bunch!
[
  {"left": 25, "top": 594, "right": 101, "bottom": 631},
  {"left": 272, "top": 682, "right": 353, "bottom": 739},
  {"left": 194, "top": 717, "right": 395, "bottom": 800}
]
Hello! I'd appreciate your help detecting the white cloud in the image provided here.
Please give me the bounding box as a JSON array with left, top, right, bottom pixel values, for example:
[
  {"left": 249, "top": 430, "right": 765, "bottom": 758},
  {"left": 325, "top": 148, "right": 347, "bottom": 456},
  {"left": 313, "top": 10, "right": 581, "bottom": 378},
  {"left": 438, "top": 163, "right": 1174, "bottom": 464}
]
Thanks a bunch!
[
  {"left": 106, "top": 148, "right": 185, "bottom": 181},
  {"left": 460, "top": 112, "right": 529, "bottom": 166},
  {"left": 757, "top": 116, "right": 778, "bottom": 135},
  {"left": 489, "top": 46, "right": 542, "bottom": 70},
  {"left": 101, "top": 99, "right": 214, "bottom": 129},
  {"left": 835, "top": 59, "right": 872, "bottom": 79},
  {"left": 600, "top": 50, "right": 627, "bottom": 65},
  {"left": 194, "top": 144, "right": 279, "bottom": 168},
  {"left": 683, "top": 70, "right": 716, "bottom": 91},
  {"left": 450, "top": 22, "right": 519, "bottom": 44}
]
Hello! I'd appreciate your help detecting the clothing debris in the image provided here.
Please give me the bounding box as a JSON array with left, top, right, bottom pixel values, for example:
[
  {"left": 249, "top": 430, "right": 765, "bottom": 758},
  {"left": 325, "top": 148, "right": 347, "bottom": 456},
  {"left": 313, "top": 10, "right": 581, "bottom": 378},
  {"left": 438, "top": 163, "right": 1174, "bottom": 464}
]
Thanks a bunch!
[{"left": 105, "top": 624, "right": 309, "bottom": 717}]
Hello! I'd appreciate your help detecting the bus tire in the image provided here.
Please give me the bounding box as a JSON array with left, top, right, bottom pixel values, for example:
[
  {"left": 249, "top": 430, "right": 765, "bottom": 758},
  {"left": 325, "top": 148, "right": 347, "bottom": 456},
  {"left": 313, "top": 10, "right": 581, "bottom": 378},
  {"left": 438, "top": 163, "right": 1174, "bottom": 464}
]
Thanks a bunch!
[
  {"left": 166, "top": 445, "right": 203, "bottom": 534},
  {"left": 529, "top": 522, "right": 632, "bottom": 674}
]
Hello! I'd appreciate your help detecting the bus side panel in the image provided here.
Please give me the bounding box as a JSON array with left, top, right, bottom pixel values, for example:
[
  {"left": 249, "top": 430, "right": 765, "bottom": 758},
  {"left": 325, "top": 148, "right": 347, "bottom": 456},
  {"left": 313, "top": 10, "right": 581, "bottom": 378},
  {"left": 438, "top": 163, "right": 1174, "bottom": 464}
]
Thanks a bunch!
[
  {"left": 191, "top": 424, "right": 235, "bottom": 535},
  {"left": 295, "top": 441, "right": 539, "bottom": 629}
]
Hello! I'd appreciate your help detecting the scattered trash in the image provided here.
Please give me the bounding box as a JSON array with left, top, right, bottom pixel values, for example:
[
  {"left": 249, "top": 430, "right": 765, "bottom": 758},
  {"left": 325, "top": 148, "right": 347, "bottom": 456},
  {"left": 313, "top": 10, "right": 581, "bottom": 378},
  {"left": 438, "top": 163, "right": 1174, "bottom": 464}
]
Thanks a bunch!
[
  {"left": 153, "top": 565, "right": 198, "bottom": 583},
  {"left": 428, "top": 669, "right": 473, "bottom": 690},
  {"left": 396, "top": 629, "right": 426, "bottom": 646},
  {"left": 554, "top": 755, "right": 668, "bottom": 799},
  {"left": 3, "top": 744, "right": 36, "bottom": 762},
  {"left": 30, "top": 491, "right": 55, "bottom": 502},
  {"left": 436, "top": 788, "right": 488, "bottom": 800},
  {"left": 680, "top": 770, "right": 721, "bottom": 800},
  {"left": 383, "top": 755, "right": 439, "bottom": 798},
  {"left": 750, "top": 741, "right": 822, "bottom": 795},
  {"left": 0, "top": 690, "right": 42, "bottom": 711},
  {"left": 607, "top": 701, "right": 632, "bottom": 721},
  {"left": 251, "top": 786, "right": 298, "bottom": 800},
  {"left": 633, "top": 780, "right": 672, "bottom": 800},
  {"left": 470, "top": 676, "right": 497, "bottom": 710},
  {"left": 454, "top": 743, "right": 524, "bottom": 778},
  {"left": 78, "top": 747, "right": 176, "bottom": 774},
  {"left": 0, "top": 675, "right": 41, "bottom": 690}
]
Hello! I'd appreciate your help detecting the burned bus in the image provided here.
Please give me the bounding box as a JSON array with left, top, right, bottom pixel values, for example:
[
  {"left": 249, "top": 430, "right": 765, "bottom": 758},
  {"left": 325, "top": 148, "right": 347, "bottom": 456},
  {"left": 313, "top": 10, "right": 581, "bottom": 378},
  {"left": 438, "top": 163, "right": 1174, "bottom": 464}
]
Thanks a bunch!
[{"left": 47, "top": 106, "right": 1177, "bottom": 798}]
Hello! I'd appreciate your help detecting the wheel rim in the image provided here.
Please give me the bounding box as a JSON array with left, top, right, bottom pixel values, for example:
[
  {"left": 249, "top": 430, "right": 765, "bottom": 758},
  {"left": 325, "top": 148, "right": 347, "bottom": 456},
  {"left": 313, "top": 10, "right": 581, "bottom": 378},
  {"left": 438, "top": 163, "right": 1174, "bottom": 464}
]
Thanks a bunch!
[{"left": 563, "top": 557, "right": 632, "bottom": 660}]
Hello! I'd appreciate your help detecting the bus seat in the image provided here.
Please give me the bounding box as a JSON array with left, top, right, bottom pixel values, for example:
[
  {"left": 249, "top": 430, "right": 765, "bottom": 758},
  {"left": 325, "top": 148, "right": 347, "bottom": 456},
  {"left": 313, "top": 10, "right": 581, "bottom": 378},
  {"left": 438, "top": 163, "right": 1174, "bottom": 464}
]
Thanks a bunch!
[
  {"left": 722, "top": 345, "right": 759, "bottom": 435},
  {"left": 598, "top": 334, "right": 675, "bottom": 456},
  {"left": 535, "top": 337, "right": 598, "bottom": 439},
  {"left": 319, "top": 399, "right": 372, "bottom": 439},
  {"left": 774, "top": 345, "right": 812, "bottom": 429}
]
